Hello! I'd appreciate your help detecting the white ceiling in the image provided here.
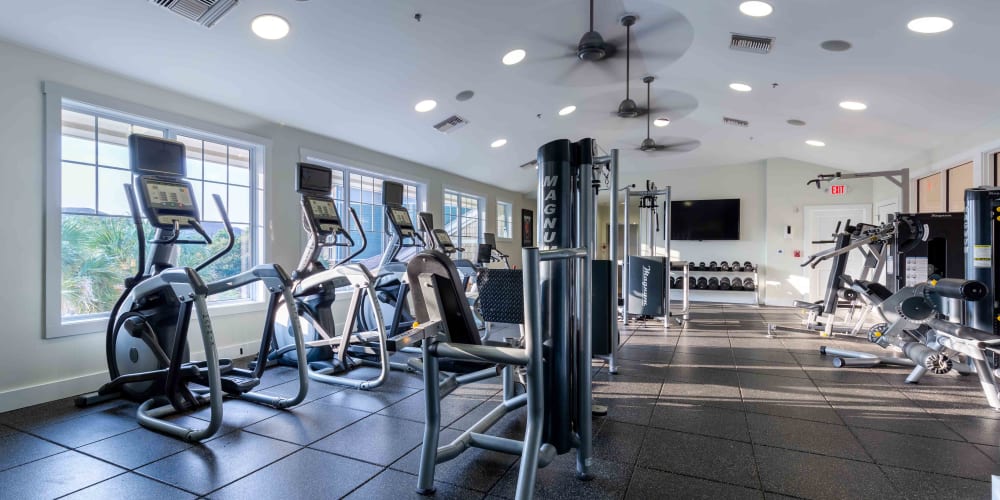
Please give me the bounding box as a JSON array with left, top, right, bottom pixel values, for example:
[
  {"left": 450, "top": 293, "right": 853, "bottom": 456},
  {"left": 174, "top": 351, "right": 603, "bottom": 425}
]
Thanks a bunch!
[{"left": 2, "top": 0, "right": 998, "bottom": 193}]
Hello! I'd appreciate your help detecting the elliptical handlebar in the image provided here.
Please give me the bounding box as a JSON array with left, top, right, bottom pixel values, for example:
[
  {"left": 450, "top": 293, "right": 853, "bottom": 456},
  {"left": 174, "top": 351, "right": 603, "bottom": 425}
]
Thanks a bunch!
[
  {"left": 195, "top": 194, "right": 235, "bottom": 272},
  {"left": 335, "top": 207, "right": 369, "bottom": 267},
  {"left": 123, "top": 184, "right": 146, "bottom": 284}
]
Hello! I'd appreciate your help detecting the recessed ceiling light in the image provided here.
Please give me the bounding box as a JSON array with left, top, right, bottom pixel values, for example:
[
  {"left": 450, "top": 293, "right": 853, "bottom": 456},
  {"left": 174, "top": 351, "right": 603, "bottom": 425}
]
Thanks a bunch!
[
  {"left": 455, "top": 90, "right": 475, "bottom": 102},
  {"left": 907, "top": 17, "right": 953, "bottom": 34},
  {"left": 414, "top": 99, "right": 437, "bottom": 112},
  {"left": 806, "top": 140, "right": 826, "bottom": 147},
  {"left": 839, "top": 101, "right": 868, "bottom": 111},
  {"left": 251, "top": 14, "right": 290, "bottom": 40},
  {"left": 787, "top": 119, "right": 807, "bottom": 126},
  {"left": 729, "top": 83, "right": 752, "bottom": 92},
  {"left": 491, "top": 139, "right": 507, "bottom": 148},
  {"left": 558, "top": 105, "right": 576, "bottom": 116},
  {"left": 502, "top": 49, "right": 526, "bottom": 65},
  {"left": 653, "top": 118, "right": 671, "bottom": 127},
  {"left": 739, "top": 1, "right": 773, "bottom": 17}
]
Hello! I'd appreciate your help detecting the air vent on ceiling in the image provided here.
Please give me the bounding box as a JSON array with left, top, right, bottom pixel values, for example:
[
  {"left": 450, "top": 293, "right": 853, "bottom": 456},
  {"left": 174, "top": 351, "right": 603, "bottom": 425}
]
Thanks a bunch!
[
  {"left": 150, "top": 0, "right": 238, "bottom": 28},
  {"left": 433, "top": 115, "right": 470, "bottom": 134},
  {"left": 730, "top": 33, "right": 774, "bottom": 54},
  {"left": 723, "top": 117, "right": 750, "bottom": 127}
]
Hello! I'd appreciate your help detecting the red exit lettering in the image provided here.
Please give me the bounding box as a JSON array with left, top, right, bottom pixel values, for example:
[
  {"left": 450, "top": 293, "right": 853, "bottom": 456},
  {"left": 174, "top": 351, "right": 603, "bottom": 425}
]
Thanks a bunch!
[{"left": 830, "top": 185, "right": 846, "bottom": 195}]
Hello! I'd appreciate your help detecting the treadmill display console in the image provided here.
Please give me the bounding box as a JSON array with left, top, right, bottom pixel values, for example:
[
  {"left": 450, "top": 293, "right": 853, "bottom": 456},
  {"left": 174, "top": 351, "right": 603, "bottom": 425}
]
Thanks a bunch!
[
  {"left": 389, "top": 206, "right": 415, "bottom": 235},
  {"left": 433, "top": 229, "right": 454, "bottom": 249},
  {"left": 305, "top": 197, "right": 342, "bottom": 233},
  {"left": 140, "top": 178, "right": 199, "bottom": 228}
]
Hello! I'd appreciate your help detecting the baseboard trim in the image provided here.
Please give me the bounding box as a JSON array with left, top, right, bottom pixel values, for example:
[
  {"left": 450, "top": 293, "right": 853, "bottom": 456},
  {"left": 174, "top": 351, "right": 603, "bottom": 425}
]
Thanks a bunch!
[{"left": 0, "top": 339, "right": 262, "bottom": 413}]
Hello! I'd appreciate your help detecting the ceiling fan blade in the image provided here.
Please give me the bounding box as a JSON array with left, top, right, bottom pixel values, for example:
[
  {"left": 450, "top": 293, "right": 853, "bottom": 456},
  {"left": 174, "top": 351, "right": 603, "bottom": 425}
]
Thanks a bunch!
[{"left": 552, "top": 61, "right": 588, "bottom": 84}]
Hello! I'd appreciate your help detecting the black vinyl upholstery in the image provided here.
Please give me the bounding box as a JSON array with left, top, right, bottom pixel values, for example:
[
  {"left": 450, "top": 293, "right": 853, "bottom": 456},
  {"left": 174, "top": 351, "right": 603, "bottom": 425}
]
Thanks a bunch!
[
  {"left": 407, "top": 250, "right": 482, "bottom": 346},
  {"left": 477, "top": 269, "right": 524, "bottom": 324}
]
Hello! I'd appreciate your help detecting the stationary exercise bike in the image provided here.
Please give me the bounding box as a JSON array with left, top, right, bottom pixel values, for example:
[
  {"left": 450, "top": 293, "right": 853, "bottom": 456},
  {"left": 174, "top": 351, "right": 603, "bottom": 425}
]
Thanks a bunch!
[
  {"left": 269, "top": 163, "right": 420, "bottom": 390},
  {"left": 75, "top": 135, "right": 309, "bottom": 442}
]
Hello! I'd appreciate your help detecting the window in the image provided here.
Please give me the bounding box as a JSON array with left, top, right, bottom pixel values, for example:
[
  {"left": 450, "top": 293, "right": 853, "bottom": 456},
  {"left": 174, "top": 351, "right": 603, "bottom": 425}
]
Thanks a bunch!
[
  {"left": 946, "top": 162, "right": 973, "bottom": 212},
  {"left": 497, "top": 201, "right": 513, "bottom": 239},
  {"left": 916, "top": 172, "right": 943, "bottom": 213},
  {"left": 45, "top": 83, "right": 265, "bottom": 337},
  {"left": 444, "top": 190, "right": 484, "bottom": 259},
  {"left": 917, "top": 162, "right": 974, "bottom": 214},
  {"left": 300, "top": 154, "right": 422, "bottom": 266}
]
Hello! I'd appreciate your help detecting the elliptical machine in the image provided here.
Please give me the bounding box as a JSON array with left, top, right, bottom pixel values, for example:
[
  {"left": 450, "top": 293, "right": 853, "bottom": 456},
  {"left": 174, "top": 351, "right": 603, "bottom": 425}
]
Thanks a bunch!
[
  {"left": 360, "top": 182, "right": 425, "bottom": 336},
  {"left": 269, "top": 163, "right": 418, "bottom": 390},
  {"left": 75, "top": 135, "right": 309, "bottom": 442}
]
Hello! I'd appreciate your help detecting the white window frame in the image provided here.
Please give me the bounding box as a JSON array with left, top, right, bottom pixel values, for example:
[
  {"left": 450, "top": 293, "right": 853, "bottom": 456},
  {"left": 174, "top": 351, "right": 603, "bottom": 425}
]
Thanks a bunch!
[
  {"left": 496, "top": 200, "right": 514, "bottom": 241},
  {"left": 43, "top": 82, "right": 270, "bottom": 338},
  {"left": 299, "top": 148, "right": 426, "bottom": 262},
  {"left": 443, "top": 188, "right": 486, "bottom": 258}
]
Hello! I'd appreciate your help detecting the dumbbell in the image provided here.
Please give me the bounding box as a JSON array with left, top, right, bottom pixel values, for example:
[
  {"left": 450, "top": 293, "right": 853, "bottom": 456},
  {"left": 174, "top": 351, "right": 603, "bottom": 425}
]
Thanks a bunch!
[
  {"left": 697, "top": 262, "right": 707, "bottom": 271},
  {"left": 688, "top": 276, "right": 697, "bottom": 289},
  {"left": 720, "top": 277, "right": 732, "bottom": 290},
  {"left": 731, "top": 277, "right": 744, "bottom": 291},
  {"left": 708, "top": 277, "right": 720, "bottom": 290},
  {"left": 720, "top": 261, "right": 731, "bottom": 272},
  {"left": 731, "top": 261, "right": 743, "bottom": 272},
  {"left": 696, "top": 277, "right": 709, "bottom": 289},
  {"left": 670, "top": 277, "right": 679, "bottom": 288},
  {"left": 708, "top": 261, "right": 719, "bottom": 271},
  {"left": 743, "top": 278, "right": 755, "bottom": 290},
  {"left": 743, "top": 261, "right": 754, "bottom": 271}
]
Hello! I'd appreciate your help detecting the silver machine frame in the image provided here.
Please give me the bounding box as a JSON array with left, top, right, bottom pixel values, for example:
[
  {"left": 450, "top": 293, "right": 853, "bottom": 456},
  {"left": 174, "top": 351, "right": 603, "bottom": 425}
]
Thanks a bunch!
[
  {"left": 622, "top": 184, "right": 689, "bottom": 330},
  {"left": 411, "top": 138, "right": 597, "bottom": 499}
]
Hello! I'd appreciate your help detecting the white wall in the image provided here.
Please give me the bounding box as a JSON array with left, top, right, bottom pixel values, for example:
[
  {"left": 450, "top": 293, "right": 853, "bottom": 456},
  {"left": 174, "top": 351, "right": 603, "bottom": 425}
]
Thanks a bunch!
[
  {"left": 0, "top": 40, "right": 530, "bottom": 411},
  {"left": 763, "top": 158, "right": 873, "bottom": 306}
]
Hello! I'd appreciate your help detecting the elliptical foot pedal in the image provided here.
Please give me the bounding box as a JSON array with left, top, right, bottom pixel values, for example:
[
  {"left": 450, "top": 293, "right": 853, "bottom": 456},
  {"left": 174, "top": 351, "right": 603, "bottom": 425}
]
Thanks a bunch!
[
  {"left": 220, "top": 375, "right": 261, "bottom": 395},
  {"left": 592, "top": 403, "right": 608, "bottom": 416}
]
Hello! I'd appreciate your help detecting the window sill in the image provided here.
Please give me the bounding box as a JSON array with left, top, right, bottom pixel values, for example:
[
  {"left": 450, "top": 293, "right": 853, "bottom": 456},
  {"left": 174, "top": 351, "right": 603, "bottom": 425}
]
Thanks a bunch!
[{"left": 53, "top": 299, "right": 267, "bottom": 338}]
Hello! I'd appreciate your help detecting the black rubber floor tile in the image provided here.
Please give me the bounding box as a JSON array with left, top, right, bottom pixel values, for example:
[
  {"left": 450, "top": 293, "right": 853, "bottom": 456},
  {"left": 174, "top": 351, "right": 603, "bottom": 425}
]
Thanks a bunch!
[
  {"left": 0, "top": 424, "right": 67, "bottom": 472},
  {"left": 310, "top": 414, "right": 425, "bottom": 465},
  {"left": 616, "top": 345, "right": 676, "bottom": 363},
  {"left": 0, "top": 451, "right": 124, "bottom": 500},
  {"left": 638, "top": 428, "right": 758, "bottom": 488},
  {"left": 880, "top": 464, "right": 991, "bottom": 499},
  {"left": 0, "top": 398, "right": 133, "bottom": 430},
  {"left": 60, "top": 472, "right": 195, "bottom": 499},
  {"left": 242, "top": 398, "right": 369, "bottom": 445},
  {"left": 625, "top": 467, "right": 763, "bottom": 500},
  {"left": 255, "top": 365, "right": 303, "bottom": 389},
  {"left": 209, "top": 448, "right": 381, "bottom": 499},
  {"left": 742, "top": 401, "right": 842, "bottom": 425},
  {"left": 320, "top": 383, "right": 420, "bottom": 413},
  {"left": 746, "top": 413, "right": 870, "bottom": 461},
  {"left": 595, "top": 396, "right": 657, "bottom": 426},
  {"left": 938, "top": 414, "right": 1000, "bottom": 445},
  {"left": 489, "top": 454, "right": 631, "bottom": 500},
  {"left": 593, "top": 420, "right": 647, "bottom": 465},
  {"left": 593, "top": 374, "right": 663, "bottom": 397},
  {"left": 734, "top": 359, "right": 810, "bottom": 380},
  {"left": 835, "top": 407, "right": 963, "bottom": 441},
  {"left": 448, "top": 397, "right": 525, "bottom": 434},
  {"left": 660, "top": 378, "right": 744, "bottom": 411},
  {"left": 663, "top": 365, "right": 740, "bottom": 386},
  {"left": 135, "top": 430, "right": 298, "bottom": 495},
  {"left": 260, "top": 377, "right": 345, "bottom": 403},
  {"left": 852, "top": 427, "right": 997, "bottom": 480},
  {"left": 755, "top": 445, "right": 897, "bottom": 499},
  {"left": 597, "top": 358, "right": 673, "bottom": 379},
  {"left": 974, "top": 444, "right": 998, "bottom": 464},
  {"left": 670, "top": 351, "right": 737, "bottom": 369},
  {"left": 344, "top": 468, "right": 481, "bottom": 500},
  {"left": 391, "top": 428, "right": 516, "bottom": 493},
  {"left": 378, "top": 390, "right": 487, "bottom": 427},
  {"left": 29, "top": 402, "right": 139, "bottom": 448},
  {"left": 191, "top": 398, "right": 287, "bottom": 429},
  {"left": 649, "top": 402, "right": 750, "bottom": 442},
  {"left": 77, "top": 427, "right": 193, "bottom": 469}
]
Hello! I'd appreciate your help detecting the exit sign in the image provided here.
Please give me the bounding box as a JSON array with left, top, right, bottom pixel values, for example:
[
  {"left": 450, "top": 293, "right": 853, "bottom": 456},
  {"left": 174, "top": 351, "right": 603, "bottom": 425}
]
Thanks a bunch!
[{"left": 830, "top": 185, "right": 847, "bottom": 195}]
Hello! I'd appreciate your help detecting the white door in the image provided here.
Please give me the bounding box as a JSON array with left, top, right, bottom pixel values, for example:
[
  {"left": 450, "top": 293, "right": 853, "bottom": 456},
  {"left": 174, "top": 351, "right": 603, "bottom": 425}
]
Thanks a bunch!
[
  {"left": 803, "top": 204, "right": 871, "bottom": 302},
  {"left": 874, "top": 198, "right": 898, "bottom": 224}
]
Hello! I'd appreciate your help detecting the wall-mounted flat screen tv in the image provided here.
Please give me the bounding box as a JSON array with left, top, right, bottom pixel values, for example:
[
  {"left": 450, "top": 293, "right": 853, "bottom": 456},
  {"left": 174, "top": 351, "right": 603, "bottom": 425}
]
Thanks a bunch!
[{"left": 671, "top": 199, "right": 740, "bottom": 240}]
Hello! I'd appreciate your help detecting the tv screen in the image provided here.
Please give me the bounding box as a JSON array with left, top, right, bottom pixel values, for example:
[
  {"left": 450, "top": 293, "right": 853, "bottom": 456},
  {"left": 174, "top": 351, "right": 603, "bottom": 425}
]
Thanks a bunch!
[
  {"left": 129, "top": 134, "right": 185, "bottom": 177},
  {"left": 296, "top": 163, "right": 332, "bottom": 195},
  {"left": 383, "top": 181, "right": 404, "bottom": 206},
  {"left": 671, "top": 199, "right": 740, "bottom": 240}
]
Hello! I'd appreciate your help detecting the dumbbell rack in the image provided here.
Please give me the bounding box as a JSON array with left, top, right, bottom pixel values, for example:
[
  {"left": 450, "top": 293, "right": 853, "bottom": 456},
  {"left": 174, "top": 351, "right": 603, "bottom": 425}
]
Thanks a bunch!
[{"left": 670, "top": 264, "right": 761, "bottom": 306}]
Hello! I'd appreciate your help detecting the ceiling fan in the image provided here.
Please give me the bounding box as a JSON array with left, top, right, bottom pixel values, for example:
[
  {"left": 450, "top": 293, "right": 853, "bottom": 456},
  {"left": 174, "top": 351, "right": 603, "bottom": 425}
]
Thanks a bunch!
[
  {"left": 575, "top": 0, "right": 617, "bottom": 61},
  {"left": 637, "top": 76, "right": 700, "bottom": 153},
  {"left": 616, "top": 15, "right": 641, "bottom": 118}
]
